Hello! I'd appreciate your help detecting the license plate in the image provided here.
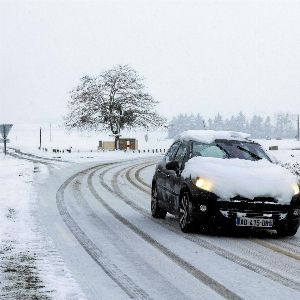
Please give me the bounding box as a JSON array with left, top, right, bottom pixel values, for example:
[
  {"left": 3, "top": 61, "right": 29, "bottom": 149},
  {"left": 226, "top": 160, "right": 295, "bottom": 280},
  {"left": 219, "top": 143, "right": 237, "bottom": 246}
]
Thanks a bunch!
[{"left": 236, "top": 217, "right": 273, "bottom": 228}]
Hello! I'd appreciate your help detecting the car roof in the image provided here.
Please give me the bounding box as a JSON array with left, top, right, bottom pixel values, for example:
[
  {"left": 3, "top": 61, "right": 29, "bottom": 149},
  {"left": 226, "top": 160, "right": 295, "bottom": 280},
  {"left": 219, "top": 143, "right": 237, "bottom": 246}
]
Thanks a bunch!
[{"left": 176, "top": 130, "right": 251, "bottom": 144}]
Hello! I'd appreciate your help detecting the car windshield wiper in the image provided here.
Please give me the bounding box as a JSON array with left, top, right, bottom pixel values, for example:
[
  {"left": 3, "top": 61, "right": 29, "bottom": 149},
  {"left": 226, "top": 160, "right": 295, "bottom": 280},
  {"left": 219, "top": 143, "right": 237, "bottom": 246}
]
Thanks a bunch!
[
  {"left": 237, "top": 146, "right": 262, "bottom": 160},
  {"left": 216, "top": 144, "right": 231, "bottom": 158}
]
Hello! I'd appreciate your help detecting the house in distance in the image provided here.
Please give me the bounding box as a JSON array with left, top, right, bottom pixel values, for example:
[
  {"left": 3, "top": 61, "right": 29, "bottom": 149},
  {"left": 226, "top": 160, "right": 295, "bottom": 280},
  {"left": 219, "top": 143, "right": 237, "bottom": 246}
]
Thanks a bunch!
[{"left": 98, "top": 138, "right": 138, "bottom": 151}]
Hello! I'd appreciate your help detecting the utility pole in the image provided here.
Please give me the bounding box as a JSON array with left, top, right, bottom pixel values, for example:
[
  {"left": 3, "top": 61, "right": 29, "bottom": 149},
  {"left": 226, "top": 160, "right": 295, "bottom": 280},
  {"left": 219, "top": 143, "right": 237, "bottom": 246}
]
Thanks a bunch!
[
  {"left": 297, "top": 114, "right": 300, "bottom": 141},
  {"left": 3, "top": 125, "right": 6, "bottom": 155},
  {"left": 39, "top": 127, "right": 42, "bottom": 149}
]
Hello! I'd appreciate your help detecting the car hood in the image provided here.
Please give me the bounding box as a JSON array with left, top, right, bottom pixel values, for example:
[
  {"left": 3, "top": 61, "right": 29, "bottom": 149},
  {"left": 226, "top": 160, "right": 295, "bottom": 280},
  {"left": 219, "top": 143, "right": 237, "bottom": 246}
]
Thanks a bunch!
[{"left": 182, "top": 156, "right": 298, "bottom": 204}]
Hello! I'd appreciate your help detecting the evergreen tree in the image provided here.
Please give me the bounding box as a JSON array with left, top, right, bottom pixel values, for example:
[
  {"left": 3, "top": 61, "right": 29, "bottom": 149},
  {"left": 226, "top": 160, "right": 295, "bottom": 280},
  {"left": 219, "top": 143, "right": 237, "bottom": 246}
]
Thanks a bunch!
[{"left": 167, "top": 111, "right": 296, "bottom": 139}]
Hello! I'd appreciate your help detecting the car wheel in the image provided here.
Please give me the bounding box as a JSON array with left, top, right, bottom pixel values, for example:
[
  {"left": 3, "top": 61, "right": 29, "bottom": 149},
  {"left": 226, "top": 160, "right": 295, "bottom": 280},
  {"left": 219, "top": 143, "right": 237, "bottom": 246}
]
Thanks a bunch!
[
  {"left": 179, "top": 191, "right": 195, "bottom": 233},
  {"left": 277, "top": 223, "right": 299, "bottom": 237},
  {"left": 151, "top": 185, "right": 167, "bottom": 219}
]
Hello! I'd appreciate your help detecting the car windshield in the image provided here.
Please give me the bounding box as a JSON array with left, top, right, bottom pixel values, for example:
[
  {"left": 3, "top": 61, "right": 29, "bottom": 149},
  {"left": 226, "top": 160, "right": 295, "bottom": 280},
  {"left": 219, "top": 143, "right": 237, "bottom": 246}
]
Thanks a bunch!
[{"left": 192, "top": 140, "right": 272, "bottom": 162}]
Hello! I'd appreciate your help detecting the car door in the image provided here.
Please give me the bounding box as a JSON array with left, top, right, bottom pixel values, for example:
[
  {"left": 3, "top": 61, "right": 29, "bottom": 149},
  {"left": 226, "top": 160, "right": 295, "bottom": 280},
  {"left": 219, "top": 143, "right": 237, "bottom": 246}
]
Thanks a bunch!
[
  {"left": 165, "top": 141, "right": 189, "bottom": 213},
  {"left": 156, "top": 141, "right": 181, "bottom": 210}
]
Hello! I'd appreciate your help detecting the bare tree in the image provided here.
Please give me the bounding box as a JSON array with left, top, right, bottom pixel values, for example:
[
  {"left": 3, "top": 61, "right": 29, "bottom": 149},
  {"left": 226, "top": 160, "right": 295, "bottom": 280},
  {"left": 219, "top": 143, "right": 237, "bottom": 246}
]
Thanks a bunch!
[{"left": 65, "top": 65, "right": 166, "bottom": 149}]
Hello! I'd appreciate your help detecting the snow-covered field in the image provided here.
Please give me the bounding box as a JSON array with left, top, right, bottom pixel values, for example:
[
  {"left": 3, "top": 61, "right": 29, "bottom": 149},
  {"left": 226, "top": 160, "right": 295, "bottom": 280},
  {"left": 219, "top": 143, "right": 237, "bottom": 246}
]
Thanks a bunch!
[
  {"left": 1, "top": 133, "right": 300, "bottom": 299},
  {"left": 8, "top": 123, "right": 171, "bottom": 152}
]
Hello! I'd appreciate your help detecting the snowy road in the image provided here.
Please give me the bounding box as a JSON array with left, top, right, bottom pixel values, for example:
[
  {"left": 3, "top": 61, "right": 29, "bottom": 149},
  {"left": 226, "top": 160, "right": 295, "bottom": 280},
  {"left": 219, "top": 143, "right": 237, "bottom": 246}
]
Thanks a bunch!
[
  {"left": 34, "top": 156, "right": 299, "bottom": 300},
  {"left": 4, "top": 150, "right": 300, "bottom": 299}
]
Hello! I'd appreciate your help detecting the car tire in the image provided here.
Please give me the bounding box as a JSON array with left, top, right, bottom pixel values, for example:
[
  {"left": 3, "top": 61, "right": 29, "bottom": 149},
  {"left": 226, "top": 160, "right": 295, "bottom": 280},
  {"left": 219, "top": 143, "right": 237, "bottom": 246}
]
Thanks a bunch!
[
  {"left": 151, "top": 184, "right": 167, "bottom": 219},
  {"left": 179, "top": 191, "right": 195, "bottom": 233},
  {"left": 277, "top": 223, "right": 299, "bottom": 237}
]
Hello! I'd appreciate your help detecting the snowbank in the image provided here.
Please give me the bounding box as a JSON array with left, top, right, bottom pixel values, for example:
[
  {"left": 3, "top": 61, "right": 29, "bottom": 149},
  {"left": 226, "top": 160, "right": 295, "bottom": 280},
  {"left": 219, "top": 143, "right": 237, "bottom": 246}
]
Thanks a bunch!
[
  {"left": 177, "top": 130, "right": 250, "bottom": 144},
  {"left": 0, "top": 156, "right": 85, "bottom": 299},
  {"left": 182, "top": 156, "right": 298, "bottom": 204}
]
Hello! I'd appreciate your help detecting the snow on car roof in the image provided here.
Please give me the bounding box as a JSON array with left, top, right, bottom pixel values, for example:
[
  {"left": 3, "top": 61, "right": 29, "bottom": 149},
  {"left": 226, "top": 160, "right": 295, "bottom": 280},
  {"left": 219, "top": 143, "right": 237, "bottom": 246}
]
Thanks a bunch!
[{"left": 177, "top": 130, "right": 251, "bottom": 144}]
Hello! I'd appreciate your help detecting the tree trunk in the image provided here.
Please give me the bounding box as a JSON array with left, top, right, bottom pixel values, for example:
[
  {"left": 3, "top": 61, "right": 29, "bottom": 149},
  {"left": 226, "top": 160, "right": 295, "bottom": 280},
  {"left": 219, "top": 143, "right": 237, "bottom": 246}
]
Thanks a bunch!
[{"left": 115, "top": 134, "right": 120, "bottom": 150}]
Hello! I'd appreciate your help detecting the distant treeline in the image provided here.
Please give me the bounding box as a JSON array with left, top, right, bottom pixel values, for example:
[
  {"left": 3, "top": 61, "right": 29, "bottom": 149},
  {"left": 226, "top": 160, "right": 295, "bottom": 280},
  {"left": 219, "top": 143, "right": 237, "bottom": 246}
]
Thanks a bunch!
[{"left": 168, "top": 112, "right": 298, "bottom": 139}]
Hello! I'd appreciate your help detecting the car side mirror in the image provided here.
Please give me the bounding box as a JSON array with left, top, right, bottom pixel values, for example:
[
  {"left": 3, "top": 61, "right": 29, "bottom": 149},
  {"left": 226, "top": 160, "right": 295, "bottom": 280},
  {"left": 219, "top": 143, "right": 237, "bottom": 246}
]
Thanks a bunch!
[{"left": 166, "top": 161, "right": 179, "bottom": 171}]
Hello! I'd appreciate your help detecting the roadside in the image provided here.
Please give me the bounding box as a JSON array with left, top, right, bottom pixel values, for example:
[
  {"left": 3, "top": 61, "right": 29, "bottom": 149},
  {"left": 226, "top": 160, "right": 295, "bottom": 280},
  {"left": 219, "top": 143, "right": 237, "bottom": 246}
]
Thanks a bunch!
[
  {"left": 0, "top": 147, "right": 159, "bottom": 299},
  {"left": 0, "top": 155, "right": 85, "bottom": 299}
]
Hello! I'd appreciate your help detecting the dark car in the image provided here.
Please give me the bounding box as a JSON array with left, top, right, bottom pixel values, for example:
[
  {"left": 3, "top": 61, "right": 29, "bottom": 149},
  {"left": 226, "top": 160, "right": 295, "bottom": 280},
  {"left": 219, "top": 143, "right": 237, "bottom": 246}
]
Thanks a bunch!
[{"left": 151, "top": 131, "right": 300, "bottom": 235}]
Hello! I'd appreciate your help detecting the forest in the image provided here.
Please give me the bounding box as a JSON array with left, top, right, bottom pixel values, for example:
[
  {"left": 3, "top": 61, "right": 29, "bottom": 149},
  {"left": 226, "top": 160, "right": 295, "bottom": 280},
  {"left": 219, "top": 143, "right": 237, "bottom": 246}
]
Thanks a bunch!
[{"left": 168, "top": 112, "right": 299, "bottom": 139}]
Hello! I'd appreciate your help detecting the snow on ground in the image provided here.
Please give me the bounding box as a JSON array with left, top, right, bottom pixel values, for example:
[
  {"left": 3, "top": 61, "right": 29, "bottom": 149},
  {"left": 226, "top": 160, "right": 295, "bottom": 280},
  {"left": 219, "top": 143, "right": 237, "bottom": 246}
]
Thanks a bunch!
[
  {"left": 2, "top": 127, "right": 300, "bottom": 299},
  {"left": 8, "top": 123, "right": 172, "bottom": 152},
  {"left": 0, "top": 155, "right": 85, "bottom": 299},
  {"left": 5, "top": 123, "right": 172, "bottom": 164},
  {"left": 8, "top": 146, "right": 163, "bottom": 164},
  {"left": 8, "top": 123, "right": 300, "bottom": 167},
  {"left": 258, "top": 139, "right": 300, "bottom": 176},
  {"left": 0, "top": 145, "right": 161, "bottom": 299}
]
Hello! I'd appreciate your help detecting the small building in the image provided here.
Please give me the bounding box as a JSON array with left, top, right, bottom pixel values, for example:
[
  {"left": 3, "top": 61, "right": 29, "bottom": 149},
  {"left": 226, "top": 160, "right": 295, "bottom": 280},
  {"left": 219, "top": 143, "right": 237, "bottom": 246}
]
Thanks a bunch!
[
  {"left": 98, "top": 138, "right": 138, "bottom": 151},
  {"left": 119, "top": 138, "right": 138, "bottom": 150},
  {"left": 98, "top": 141, "right": 115, "bottom": 151}
]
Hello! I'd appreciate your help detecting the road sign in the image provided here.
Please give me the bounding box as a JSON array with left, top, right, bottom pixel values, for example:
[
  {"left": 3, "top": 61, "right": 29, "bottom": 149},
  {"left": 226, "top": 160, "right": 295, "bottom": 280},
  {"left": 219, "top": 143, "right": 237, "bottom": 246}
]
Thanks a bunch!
[
  {"left": 0, "top": 139, "right": 10, "bottom": 143},
  {"left": 0, "top": 124, "right": 13, "bottom": 155},
  {"left": 0, "top": 124, "right": 13, "bottom": 139}
]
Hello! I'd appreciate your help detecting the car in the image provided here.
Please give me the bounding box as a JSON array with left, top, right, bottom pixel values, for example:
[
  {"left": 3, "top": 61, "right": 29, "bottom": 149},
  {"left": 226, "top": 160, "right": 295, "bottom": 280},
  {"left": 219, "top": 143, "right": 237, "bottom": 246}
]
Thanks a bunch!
[{"left": 151, "top": 130, "right": 300, "bottom": 235}]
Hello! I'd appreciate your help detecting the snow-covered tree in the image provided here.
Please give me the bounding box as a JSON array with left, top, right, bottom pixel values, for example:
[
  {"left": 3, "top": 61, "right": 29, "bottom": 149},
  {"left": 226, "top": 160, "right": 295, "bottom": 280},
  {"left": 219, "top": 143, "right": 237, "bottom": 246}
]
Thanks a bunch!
[
  {"left": 213, "top": 113, "right": 224, "bottom": 130},
  {"left": 248, "top": 115, "right": 264, "bottom": 138},
  {"left": 235, "top": 112, "right": 247, "bottom": 132},
  {"left": 65, "top": 65, "right": 166, "bottom": 149},
  {"left": 167, "top": 112, "right": 297, "bottom": 139},
  {"left": 167, "top": 113, "right": 206, "bottom": 138},
  {"left": 274, "top": 113, "right": 295, "bottom": 138},
  {"left": 263, "top": 116, "right": 273, "bottom": 138}
]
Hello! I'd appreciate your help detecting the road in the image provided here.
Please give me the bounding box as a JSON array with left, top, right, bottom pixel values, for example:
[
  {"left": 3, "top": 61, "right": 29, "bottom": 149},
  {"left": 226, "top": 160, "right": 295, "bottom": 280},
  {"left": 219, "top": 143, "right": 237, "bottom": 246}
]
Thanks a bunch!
[{"left": 9, "top": 150, "right": 300, "bottom": 299}]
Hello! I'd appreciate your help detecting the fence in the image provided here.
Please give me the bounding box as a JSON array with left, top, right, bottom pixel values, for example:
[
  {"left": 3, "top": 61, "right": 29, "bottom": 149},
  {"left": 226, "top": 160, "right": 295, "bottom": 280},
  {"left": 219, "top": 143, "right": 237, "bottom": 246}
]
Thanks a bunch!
[{"left": 39, "top": 147, "right": 167, "bottom": 154}]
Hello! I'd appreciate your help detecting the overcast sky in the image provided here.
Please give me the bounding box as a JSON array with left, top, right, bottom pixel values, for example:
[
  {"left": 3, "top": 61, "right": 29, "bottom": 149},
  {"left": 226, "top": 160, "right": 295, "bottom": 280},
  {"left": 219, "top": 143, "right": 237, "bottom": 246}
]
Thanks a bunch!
[{"left": 1, "top": 0, "right": 300, "bottom": 124}]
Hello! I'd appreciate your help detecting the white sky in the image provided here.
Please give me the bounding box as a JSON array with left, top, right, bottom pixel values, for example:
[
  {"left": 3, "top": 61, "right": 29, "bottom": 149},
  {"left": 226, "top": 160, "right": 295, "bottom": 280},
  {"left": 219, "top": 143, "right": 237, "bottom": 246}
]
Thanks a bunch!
[{"left": 1, "top": 0, "right": 300, "bottom": 124}]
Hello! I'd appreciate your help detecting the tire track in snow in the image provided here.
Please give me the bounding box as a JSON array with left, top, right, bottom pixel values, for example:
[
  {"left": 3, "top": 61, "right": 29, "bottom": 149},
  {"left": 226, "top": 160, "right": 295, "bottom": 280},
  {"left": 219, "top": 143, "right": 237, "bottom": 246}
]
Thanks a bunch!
[
  {"left": 56, "top": 162, "right": 153, "bottom": 300},
  {"left": 10, "top": 147, "right": 69, "bottom": 163},
  {"left": 70, "top": 172, "right": 191, "bottom": 300},
  {"left": 6, "top": 149, "right": 68, "bottom": 169},
  {"left": 135, "top": 163, "right": 153, "bottom": 189},
  {"left": 126, "top": 164, "right": 153, "bottom": 193},
  {"left": 252, "top": 240, "right": 300, "bottom": 261},
  {"left": 89, "top": 166, "right": 242, "bottom": 300},
  {"left": 7, "top": 151, "right": 51, "bottom": 166}
]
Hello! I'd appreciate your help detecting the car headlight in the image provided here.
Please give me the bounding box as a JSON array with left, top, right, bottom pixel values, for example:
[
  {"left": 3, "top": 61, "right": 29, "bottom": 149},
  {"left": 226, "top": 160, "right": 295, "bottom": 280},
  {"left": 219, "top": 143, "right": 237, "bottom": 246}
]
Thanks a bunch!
[
  {"left": 292, "top": 183, "right": 300, "bottom": 195},
  {"left": 192, "top": 177, "right": 213, "bottom": 192}
]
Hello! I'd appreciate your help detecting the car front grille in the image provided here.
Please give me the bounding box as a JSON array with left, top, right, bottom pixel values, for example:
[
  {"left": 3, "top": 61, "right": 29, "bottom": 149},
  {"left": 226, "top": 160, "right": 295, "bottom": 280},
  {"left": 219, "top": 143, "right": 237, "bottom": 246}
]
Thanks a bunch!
[
  {"left": 218, "top": 200, "right": 289, "bottom": 220},
  {"left": 219, "top": 209, "right": 287, "bottom": 220}
]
